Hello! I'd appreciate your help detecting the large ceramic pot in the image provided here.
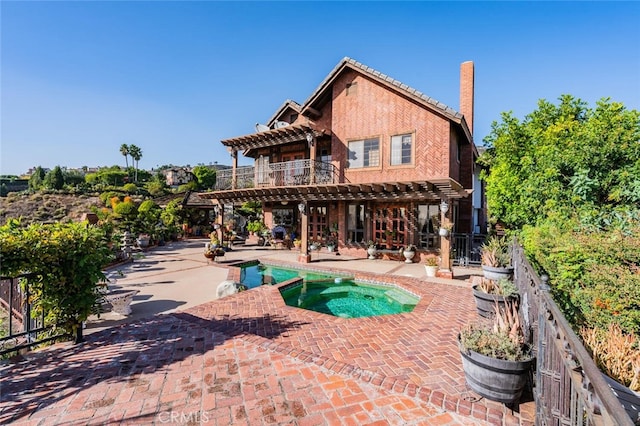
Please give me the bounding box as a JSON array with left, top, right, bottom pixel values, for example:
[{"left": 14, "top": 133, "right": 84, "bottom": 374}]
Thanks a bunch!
[
  {"left": 472, "top": 285, "right": 518, "bottom": 318},
  {"left": 458, "top": 335, "right": 534, "bottom": 404},
  {"left": 482, "top": 265, "right": 514, "bottom": 281},
  {"left": 403, "top": 250, "right": 415, "bottom": 263},
  {"left": 367, "top": 246, "right": 377, "bottom": 260}
]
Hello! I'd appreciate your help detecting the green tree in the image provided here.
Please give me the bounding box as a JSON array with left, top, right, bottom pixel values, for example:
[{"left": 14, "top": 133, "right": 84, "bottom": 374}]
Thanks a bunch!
[
  {"left": 192, "top": 165, "right": 217, "bottom": 190},
  {"left": 28, "top": 166, "right": 46, "bottom": 192},
  {"left": 43, "top": 166, "right": 64, "bottom": 190},
  {"left": 119, "top": 143, "right": 130, "bottom": 169},
  {"left": 129, "top": 144, "right": 142, "bottom": 182},
  {"left": 480, "top": 95, "right": 640, "bottom": 230}
]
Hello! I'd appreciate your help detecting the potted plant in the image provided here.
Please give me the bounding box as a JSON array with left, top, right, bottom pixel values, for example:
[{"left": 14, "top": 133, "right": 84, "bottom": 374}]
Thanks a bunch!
[
  {"left": 472, "top": 277, "right": 518, "bottom": 318},
  {"left": 438, "top": 224, "right": 452, "bottom": 237},
  {"left": 366, "top": 240, "right": 377, "bottom": 259},
  {"left": 402, "top": 244, "right": 417, "bottom": 263},
  {"left": 480, "top": 236, "right": 514, "bottom": 280},
  {"left": 458, "top": 299, "right": 534, "bottom": 404},
  {"left": 424, "top": 256, "right": 439, "bottom": 277},
  {"left": 137, "top": 233, "right": 150, "bottom": 248}
]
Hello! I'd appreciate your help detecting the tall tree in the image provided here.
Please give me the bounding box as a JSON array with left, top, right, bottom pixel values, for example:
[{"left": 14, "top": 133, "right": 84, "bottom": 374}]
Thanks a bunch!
[
  {"left": 480, "top": 95, "right": 640, "bottom": 231},
  {"left": 43, "top": 166, "right": 64, "bottom": 190},
  {"left": 128, "top": 145, "right": 142, "bottom": 182},
  {"left": 28, "top": 166, "right": 46, "bottom": 192},
  {"left": 119, "top": 144, "right": 130, "bottom": 169}
]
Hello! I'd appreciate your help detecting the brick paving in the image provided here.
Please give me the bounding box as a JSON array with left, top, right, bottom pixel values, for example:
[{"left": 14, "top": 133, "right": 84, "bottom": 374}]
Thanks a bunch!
[{"left": 0, "top": 244, "right": 534, "bottom": 425}]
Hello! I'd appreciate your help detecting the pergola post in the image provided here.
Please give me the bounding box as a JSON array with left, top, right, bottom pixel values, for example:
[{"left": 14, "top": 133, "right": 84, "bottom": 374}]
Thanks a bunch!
[
  {"left": 298, "top": 202, "right": 311, "bottom": 263},
  {"left": 438, "top": 199, "right": 453, "bottom": 279},
  {"left": 229, "top": 149, "right": 238, "bottom": 189}
]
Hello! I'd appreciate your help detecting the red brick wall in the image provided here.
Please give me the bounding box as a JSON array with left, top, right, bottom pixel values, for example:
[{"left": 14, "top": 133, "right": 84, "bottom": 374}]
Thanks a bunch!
[
  {"left": 460, "top": 61, "right": 474, "bottom": 134},
  {"left": 325, "top": 70, "right": 453, "bottom": 184}
]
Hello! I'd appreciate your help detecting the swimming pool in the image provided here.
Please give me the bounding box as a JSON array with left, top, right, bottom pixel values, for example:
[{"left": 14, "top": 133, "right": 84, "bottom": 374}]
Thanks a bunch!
[
  {"left": 239, "top": 263, "right": 418, "bottom": 318},
  {"left": 240, "top": 263, "right": 343, "bottom": 289},
  {"left": 280, "top": 280, "right": 418, "bottom": 318}
]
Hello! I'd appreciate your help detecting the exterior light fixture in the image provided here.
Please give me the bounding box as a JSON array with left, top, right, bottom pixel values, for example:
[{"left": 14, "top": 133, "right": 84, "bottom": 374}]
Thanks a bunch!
[
  {"left": 305, "top": 132, "right": 314, "bottom": 147},
  {"left": 298, "top": 203, "right": 306, "bottom": 215},
  {"left": 439, "top": 200, "right": 449, "bottom": 215}
]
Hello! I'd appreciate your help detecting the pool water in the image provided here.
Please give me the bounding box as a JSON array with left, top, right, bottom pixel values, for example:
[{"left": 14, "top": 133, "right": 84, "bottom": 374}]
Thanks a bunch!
[
  {"left": 280, "top": 280, "right": 418, "bottom": 318},
  {"left": 240, "top": 263, "right": 418, "bottom": 318},
  {"left": 240, "top": 264, "right": 340, "bottom": 289}
]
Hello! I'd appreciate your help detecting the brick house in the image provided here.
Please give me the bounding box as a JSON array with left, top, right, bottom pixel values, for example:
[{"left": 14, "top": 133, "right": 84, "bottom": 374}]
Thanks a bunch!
[{"left": 206, "top": 57, "right": 481, "bottom": 277}]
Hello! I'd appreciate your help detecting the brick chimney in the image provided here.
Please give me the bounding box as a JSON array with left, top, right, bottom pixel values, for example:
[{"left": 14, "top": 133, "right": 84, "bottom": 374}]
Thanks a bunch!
[{"left": 460, "top": 61, "right": 474, "bottom": 135}]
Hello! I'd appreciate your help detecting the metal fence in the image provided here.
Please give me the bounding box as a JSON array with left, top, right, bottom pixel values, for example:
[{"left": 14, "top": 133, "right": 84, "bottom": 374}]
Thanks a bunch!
[
  {"left": 451, "top": 233, "right": 486, "bottom": 266},
  {"left": 512, "top": 243, "right": 638, "bottom": 425},
  {"left": 0, "top": 274, "right": 67, "bottom": 357}
]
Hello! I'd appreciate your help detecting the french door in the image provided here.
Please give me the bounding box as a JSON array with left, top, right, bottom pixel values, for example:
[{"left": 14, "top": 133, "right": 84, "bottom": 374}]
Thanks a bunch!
[{"left": 372, "top": 204, "right": 408, "bottom": 249}]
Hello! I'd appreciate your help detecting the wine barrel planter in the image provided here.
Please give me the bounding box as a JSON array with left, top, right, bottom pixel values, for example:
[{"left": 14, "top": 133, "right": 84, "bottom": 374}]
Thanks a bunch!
[
  {"left": 481, "top": 265, "right": 514, "bottom": 281},
  {"left": 458, "top": 336, "right": 534, "bottom": 404},
  {"left": 472, "top": 285, "right": 518, "bottom": 318}
]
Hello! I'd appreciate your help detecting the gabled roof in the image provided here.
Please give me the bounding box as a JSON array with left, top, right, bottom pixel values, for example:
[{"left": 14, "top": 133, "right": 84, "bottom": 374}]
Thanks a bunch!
[
  {"left": 221, "top": 57, "right": 473, "bottom": 152},
  {"left": 266, "top": 99, "right": 302, "bottom": 128},
  {"left": 300, "top": 57, "right": 472, "bottom": 142}
]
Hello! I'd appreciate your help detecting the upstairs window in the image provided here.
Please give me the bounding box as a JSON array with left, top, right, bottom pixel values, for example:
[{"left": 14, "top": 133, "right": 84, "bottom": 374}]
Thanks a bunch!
[
  {"left": 390, "top": 133, "right": 413, "bottom": 165},
  {"left": 348, "top": 138, "right": 380, "bottom": 169}
]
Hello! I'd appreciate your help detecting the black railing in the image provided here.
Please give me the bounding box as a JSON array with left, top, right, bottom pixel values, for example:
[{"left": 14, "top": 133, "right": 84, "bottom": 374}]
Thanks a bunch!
[
  {"left": 0, "top": 274, "right": 68, "bottom": 357},
  {"left": 512, "top": 243, "right": 638, "bottom": 425},
  {"left": 451, "top": 233, "right": 486, "bottom": 266}
]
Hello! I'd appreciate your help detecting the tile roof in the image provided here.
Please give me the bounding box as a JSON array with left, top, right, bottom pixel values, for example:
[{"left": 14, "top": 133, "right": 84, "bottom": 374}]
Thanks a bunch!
[{"left": 300, "top": 57, "right": 465, "bottom": 124}]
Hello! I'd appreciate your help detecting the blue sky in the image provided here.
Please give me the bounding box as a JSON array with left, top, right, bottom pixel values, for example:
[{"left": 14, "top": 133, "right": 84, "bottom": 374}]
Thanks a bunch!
[{"left": 2, "top": 1, "right": 639, "bottom": 176}]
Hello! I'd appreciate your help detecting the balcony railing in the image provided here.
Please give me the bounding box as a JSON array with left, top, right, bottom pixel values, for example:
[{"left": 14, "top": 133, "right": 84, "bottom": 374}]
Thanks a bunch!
[{"left": 215, "top": 160, "right": 337, "bottom": 190}]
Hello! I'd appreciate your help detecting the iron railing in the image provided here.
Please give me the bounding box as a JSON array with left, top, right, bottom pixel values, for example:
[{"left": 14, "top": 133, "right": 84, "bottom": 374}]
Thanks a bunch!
[
  {"left": 0, "top": 274, "right": 68, "bottom": 357},
  {"left": 512, "top": 243, "right": 638, "bottom": 425},
  {"left": 215, "top": 160, "right": 338, "bottom": 190},
  {"left": 451, "top": 233, "right": 486, "bottom": 266}
]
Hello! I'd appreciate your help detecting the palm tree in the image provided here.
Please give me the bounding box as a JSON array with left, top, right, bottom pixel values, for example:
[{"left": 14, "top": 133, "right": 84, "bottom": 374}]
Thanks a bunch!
[
  {"left": 119, "top": 144, "right": 130, "bottom": 169},
  {"left": 129, "top": 144, "right": 142, "bottom": 182}
]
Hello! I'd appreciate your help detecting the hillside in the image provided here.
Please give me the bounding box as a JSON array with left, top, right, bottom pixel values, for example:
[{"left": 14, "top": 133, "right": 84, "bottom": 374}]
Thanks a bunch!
[{"left": 0, "top": 192, "right": 103, "bottom": 225}]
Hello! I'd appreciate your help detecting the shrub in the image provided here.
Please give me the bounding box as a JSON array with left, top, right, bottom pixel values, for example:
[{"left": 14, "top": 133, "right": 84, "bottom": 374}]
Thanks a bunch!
[
  {"left": 0, "top": 220, "right": 113, "bottom": 340},
  {"left": 581, "top": 323, "right": 640, "bottom": 391}
]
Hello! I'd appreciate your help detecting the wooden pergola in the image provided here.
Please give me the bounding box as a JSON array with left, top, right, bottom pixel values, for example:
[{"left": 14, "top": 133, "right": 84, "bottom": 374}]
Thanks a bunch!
[{"left": 201, "top": 177, "right": 469, "bottom": 274}]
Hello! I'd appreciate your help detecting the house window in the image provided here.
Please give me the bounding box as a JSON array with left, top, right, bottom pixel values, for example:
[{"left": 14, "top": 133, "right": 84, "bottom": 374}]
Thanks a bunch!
[
  {"left": 347, "top": 203, "right": 365, "bottom": 244},
  {"left": 273, "top": 208, "right": 293, "bottom": 227},
  {"left": 390, "top": 134, "right": 413, "bottom": 165},
  {"left": 348, "top": 138, "right": 379, "bottom": 168}
]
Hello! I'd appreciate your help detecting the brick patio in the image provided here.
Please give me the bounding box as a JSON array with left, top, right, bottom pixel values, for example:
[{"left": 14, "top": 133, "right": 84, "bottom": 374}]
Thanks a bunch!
[{"left": 0, "top": 244, "right": 534, "bottom": 425}]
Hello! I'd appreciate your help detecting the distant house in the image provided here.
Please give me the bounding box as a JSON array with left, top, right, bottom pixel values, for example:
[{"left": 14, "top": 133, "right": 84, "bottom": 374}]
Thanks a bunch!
[
  {"left": 204, "top": 57, "right": 484, "bottom": 276},
  {"left": 163, "top": 168, "right": 195, "bottom": 188}
]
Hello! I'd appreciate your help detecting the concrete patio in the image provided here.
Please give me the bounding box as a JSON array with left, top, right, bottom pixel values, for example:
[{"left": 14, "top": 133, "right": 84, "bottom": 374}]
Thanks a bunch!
[{"left": 0, "top": 239, "right": 534, "bottom": 425}]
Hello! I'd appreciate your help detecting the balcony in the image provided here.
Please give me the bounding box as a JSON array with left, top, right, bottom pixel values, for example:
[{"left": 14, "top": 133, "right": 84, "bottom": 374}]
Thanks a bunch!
[{"left": 215, "top": 159, "right": 337, "bottom": 190}]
